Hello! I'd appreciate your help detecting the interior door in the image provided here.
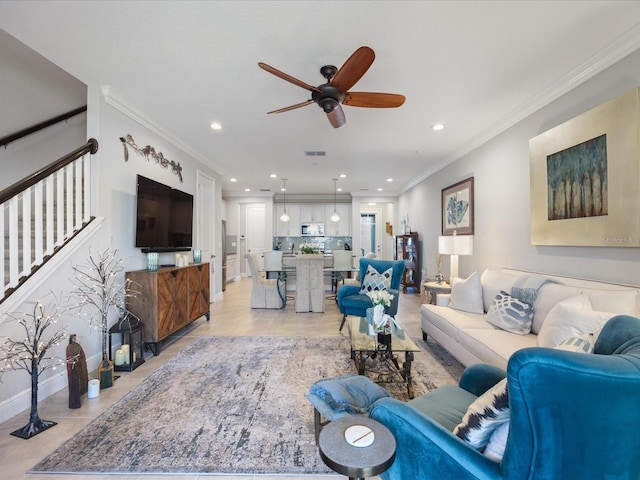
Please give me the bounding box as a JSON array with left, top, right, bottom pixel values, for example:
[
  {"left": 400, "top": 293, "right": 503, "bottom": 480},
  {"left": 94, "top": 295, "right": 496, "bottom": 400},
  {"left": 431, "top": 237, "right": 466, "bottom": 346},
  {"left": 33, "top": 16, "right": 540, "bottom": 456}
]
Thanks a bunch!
[
  {"left": 245, "top": 203, "right": 266, "bottom": 275},
  {"left": 196, "top": 170, "right": 215, "bottom": 302}
]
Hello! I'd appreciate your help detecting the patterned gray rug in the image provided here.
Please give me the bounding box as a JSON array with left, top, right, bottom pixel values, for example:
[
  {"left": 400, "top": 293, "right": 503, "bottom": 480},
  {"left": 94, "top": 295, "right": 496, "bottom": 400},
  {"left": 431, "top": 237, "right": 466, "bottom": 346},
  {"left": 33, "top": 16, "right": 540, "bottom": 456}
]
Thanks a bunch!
[{"left": 30, "top": 335, "right": 463, "bottom": 476}]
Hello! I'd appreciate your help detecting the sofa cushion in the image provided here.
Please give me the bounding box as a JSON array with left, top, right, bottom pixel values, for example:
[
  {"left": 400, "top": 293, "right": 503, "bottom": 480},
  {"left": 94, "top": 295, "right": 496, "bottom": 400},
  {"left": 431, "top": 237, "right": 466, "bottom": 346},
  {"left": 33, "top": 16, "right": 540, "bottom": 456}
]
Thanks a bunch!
[
  {"left": 421, "top": 304, "right": 494, "bottom": 339},
  {"left": 458, "top": 328, "right": 537, "bottom": 370},
  {"left": 583, "top": 288, "right": 638, "bottom": 315},
  {"left": 359, "top": 264, "right": 392, "bottom": 294},
  {"left": 449, "top": 271, "right": 484, "bottom": 314},
  {"left": 537, "top": 294, "right": 613, "bottom": 347},
  {"left": 532, "top": 283, "right": 582, "bottom": 334},
  {"left": 486, "top": 291, "right": 534, "bottom": 335},
  {"left": 408, "top": 384, "right": 478, "bottom": 432},
  {"left": 480, "top": 268, "right": 519, "bottom": 313},
  {"left": 453, "top": 378, "right": 509, "bottom": 449}
]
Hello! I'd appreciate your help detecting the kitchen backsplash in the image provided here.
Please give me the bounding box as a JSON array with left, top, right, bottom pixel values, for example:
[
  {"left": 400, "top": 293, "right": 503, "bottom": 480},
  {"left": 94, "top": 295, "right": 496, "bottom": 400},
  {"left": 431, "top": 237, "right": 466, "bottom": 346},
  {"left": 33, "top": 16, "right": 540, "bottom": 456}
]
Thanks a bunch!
[{"left": 273, "top": 236, "right": 352, "bottom": 254}]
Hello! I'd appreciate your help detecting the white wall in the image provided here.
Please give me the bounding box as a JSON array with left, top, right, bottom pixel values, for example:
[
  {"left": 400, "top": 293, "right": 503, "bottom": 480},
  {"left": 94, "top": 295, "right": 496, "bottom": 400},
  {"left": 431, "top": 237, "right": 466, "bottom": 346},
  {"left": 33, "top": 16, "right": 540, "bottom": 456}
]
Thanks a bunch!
[
  {"left": 0, "top": 78, "right": 221, "bottom": 422},
  {"left": 400, "top": 48, "right": 640, "bottom": 287}
]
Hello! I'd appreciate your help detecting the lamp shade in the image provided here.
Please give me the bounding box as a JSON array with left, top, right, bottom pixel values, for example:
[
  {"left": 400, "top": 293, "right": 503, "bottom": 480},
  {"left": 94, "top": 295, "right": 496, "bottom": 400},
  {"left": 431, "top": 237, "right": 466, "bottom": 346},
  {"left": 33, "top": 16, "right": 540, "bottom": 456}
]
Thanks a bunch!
[{"left": 439, "top": 235, "right": 473, "bottom": 255}]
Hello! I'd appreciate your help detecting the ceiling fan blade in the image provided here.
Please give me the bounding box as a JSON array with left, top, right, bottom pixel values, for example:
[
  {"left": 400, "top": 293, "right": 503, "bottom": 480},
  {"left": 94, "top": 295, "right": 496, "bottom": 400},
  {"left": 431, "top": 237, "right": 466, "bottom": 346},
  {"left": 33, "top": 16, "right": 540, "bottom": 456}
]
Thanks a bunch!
[
  {"left": 266, "top": 99, "right": 314, "bottom": 114},
  {"left": 258, "top": 62, "right": 322, "bottom": 93},
  {"left": 343, "top": 92, "right": 406, "bottom": 108},
  {"left": 330, "top": 46, "right": 375, "bottom": 93},
  {"left": 327, "top": 105, "right": 346, "bottom": 128}
]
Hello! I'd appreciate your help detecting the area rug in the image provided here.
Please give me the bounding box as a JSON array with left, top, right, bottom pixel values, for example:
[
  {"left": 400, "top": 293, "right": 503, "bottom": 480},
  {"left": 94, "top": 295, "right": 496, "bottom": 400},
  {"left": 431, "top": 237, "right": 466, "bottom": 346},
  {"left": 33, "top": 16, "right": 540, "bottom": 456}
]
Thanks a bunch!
[{"left": 31, "top": 335, "right": 463, "bottom": 476}]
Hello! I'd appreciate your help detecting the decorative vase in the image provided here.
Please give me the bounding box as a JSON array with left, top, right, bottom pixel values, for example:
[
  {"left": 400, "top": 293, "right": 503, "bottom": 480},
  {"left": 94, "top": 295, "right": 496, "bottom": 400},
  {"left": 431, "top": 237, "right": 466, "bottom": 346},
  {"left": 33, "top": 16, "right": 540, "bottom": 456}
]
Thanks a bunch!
[
  {"left": 372, "top": 304, "right": 385, "bottom": 330},
  {"left": 377, "top": 331, "right": 392, "bottom": 351},
  {"left": 98, "top": 354, "right": 114, "bottom": 389}
]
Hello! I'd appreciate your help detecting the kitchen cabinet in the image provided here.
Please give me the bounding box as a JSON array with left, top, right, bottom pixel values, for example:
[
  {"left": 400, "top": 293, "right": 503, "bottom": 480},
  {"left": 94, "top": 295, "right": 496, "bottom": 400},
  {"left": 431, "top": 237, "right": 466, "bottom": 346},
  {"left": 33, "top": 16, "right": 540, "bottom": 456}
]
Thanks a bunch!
[
  {"left": 324, "top": 204, "right": 351, "bottom": 236},
  {"left": 126, "top": 263, "right": 210, "bottom": 355},
  {"left": 274, "top": 204, "right": 301, "bottom": 236},
  {"left": 300, "top": 204, "right": 325, "bottom": 223},
  {"left": 226, "top": 254, "right": 238, "bottom": 282},
  {"left": 395, "top": 233, "right": 420, "bottom": 293}
]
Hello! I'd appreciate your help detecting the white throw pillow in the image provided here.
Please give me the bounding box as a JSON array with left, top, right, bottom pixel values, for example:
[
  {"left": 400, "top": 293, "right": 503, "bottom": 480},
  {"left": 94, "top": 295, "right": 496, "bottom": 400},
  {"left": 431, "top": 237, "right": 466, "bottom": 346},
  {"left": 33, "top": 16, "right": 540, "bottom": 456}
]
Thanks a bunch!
[
  {"left": 454, "top": 378, "right": 509, "bottom": 449},
  {"left": 531, "top": 283, "right": 582, "bottom": 334},
  {"left": 449, "top": 271, "right": 484, "bottom": 314},
  {"left": 537, "top": 294, "right": 613, "bottom": 347}
]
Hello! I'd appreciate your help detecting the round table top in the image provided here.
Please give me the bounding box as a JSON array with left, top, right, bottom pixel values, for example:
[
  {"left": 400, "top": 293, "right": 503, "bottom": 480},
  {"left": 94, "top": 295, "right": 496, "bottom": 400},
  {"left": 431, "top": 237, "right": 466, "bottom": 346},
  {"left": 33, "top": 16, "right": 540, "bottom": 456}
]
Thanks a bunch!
[{"left": 318, "top": 416, "right": 396, "bottom": 478}]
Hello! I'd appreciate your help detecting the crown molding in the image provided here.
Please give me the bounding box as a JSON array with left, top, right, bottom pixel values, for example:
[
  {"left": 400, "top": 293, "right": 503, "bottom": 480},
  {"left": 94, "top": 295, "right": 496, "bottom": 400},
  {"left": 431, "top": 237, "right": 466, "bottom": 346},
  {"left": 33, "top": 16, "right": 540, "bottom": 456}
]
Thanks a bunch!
[
  {"left": 401, "top": 23, "right": 640, "bottom": 194},
  {"left": 101, "top": 86, "right": 224, "bottom": 175}
]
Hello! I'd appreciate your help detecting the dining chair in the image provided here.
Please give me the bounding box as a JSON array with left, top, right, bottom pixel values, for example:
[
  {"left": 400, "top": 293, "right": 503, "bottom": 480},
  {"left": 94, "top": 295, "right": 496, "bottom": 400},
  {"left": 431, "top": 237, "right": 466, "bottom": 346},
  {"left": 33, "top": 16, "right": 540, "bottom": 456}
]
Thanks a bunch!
[
  {"left": 331, "top": 250, "right": 354, "bottom": 293},
  {"left": 245, "top": 253, "right": 282, "bottom": 309}
]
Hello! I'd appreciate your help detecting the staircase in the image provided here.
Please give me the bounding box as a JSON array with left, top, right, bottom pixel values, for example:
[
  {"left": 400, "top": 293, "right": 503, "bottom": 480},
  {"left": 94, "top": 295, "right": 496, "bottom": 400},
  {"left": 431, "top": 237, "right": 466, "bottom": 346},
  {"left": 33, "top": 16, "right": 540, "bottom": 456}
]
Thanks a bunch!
[{"left": 0, "top": 138, "right": 98, "bottom": 304}]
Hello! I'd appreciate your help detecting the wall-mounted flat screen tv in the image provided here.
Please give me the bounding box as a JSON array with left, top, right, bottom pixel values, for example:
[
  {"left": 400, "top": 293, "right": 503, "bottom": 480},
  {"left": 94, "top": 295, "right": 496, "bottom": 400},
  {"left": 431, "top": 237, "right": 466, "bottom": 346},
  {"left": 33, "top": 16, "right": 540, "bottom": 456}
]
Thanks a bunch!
[{"left": 135, "top": 175, "right": 193, "bottom": 252}]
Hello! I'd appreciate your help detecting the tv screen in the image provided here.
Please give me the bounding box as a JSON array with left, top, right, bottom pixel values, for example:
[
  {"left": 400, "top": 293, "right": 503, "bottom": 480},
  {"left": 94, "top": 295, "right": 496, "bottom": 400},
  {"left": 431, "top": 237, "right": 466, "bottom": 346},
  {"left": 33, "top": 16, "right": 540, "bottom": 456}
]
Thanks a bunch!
[{"left": 135, "top": 175, "right": 193, "bottom": 251}]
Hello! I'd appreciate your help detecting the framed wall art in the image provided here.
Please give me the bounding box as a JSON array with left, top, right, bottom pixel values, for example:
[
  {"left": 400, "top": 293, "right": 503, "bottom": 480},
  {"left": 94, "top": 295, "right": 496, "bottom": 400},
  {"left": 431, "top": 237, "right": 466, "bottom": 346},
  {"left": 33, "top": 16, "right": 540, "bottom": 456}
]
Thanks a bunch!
[
  {"left": 529, "top": 87, "right": 640, "bottom": 247},
  {"left": 442, "top": 177, "right": 474, "bottom": 235}
]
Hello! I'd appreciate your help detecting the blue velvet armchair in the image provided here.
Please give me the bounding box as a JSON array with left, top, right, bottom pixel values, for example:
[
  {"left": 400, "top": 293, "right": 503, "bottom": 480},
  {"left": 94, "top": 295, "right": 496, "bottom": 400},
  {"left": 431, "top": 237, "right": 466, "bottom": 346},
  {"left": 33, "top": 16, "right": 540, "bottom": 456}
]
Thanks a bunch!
[
  {"left": 337, "top": 258, "right": 405, "bottom": 331},
  {"left": 369, "top": 315, "right": 640, "bottom": 479}
]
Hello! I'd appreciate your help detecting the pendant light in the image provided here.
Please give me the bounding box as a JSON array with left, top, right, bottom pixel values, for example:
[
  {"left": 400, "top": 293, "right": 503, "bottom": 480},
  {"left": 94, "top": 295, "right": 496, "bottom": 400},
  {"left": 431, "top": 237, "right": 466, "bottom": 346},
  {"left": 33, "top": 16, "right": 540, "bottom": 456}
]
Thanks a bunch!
[
  {"left": 279, "top": 178, "right": 290, "bottom": 222},
  {"left": 330, "top": 178, "right": 340, "bottom": 222}
]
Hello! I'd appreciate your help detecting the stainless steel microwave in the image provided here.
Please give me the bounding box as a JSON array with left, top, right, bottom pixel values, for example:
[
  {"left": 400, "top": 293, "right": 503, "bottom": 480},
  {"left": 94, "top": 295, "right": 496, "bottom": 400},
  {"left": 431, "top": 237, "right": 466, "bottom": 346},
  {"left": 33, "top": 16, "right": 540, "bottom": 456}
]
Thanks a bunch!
[{"left": 301, "top": 222, "right": 324, "bottom": 236}]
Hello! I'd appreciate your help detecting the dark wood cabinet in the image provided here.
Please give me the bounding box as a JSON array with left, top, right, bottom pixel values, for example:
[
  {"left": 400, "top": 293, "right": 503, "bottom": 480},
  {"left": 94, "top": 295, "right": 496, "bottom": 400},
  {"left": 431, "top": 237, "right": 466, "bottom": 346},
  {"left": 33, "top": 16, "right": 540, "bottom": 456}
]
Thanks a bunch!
[
  {"left": 126, "top": 263, "right": 210, "bottom": 355},
  {"left": 395, "top": 233, "right": 420, "bottom": 293}
]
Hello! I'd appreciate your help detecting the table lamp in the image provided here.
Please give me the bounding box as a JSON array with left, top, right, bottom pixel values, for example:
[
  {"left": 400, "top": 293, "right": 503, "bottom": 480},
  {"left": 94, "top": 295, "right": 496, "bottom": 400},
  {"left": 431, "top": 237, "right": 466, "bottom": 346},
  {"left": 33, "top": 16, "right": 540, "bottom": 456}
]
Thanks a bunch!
[{"left": 438, "top": 234, "right": 473, "bottom": 280}]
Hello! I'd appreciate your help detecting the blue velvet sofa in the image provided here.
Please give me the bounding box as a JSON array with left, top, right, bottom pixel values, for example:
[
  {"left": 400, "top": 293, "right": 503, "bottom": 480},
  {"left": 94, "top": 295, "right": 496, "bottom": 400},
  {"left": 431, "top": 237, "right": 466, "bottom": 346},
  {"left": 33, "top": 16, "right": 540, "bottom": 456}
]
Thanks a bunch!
[{"left": 369, "top": 314, "right": 640, "bottom": 479}]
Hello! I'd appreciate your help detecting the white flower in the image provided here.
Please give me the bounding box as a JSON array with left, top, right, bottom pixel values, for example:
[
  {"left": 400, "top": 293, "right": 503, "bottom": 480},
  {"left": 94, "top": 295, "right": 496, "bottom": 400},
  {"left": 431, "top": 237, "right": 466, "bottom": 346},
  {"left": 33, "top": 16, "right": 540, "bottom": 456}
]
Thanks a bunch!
[{"left": 366, "top": 290, "right": 394, "bottom": 308}]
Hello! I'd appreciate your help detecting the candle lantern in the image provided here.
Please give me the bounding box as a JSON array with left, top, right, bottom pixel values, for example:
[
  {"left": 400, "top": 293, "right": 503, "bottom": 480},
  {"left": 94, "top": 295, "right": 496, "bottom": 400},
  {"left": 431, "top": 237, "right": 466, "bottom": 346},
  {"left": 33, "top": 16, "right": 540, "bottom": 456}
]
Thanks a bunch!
[{"left": 109, "top": 311, "right": 145, "bottom": 372}]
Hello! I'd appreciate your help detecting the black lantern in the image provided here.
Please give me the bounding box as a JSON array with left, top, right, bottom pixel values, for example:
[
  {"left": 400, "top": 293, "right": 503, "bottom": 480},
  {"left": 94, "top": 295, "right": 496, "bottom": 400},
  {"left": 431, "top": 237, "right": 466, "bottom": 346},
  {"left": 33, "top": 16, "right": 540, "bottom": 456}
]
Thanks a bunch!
[{"left": 109, "top": 311, "right": 145, "bottom": 372}]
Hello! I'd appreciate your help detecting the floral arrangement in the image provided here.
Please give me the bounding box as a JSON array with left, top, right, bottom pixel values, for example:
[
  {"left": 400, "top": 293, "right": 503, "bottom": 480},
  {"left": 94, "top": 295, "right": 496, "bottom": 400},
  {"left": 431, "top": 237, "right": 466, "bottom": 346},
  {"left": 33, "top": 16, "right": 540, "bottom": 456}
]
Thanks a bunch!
[
  {"left": 366, "top": 290, "right": 394, "bottom": 307},
  {"left": 367, "top": 290, "right": 395, "bottom": 333}
]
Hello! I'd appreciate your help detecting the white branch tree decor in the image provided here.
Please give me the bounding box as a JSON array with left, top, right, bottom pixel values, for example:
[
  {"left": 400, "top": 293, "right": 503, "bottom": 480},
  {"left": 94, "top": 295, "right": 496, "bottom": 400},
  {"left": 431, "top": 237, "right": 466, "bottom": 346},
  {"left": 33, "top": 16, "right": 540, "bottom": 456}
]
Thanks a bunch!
[
  {"left": 71, "top": 248, "right": 138, "bottom": 361},
  {"left": 0, "top": 297, "right": 73, "bottom": 439}
]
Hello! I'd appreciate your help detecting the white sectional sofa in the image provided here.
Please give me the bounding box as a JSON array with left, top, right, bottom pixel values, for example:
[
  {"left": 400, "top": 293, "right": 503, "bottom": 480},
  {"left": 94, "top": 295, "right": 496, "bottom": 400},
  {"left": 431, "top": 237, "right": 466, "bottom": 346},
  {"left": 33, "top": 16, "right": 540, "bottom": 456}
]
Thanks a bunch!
[{"left": 420, "top": 268, "right": 640, "bottom": 370}]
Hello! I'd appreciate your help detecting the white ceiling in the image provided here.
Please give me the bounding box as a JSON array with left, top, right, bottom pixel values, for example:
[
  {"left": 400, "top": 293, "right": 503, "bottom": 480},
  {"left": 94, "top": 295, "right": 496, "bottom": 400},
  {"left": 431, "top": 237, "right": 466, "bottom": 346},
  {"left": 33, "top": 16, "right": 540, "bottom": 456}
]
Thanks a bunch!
[{"left": 1, "top": 1, "right": 640, "bottom": 198}]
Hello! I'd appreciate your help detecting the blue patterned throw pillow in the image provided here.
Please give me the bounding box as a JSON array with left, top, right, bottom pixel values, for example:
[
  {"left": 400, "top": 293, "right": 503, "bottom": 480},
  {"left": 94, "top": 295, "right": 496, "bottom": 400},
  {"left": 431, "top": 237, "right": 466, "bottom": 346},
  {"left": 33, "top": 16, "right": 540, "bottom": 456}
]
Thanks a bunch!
[
  {"left": 486, "top": 291, "right": 533, "bottom": 335},
  {"left": 359, "top": 265, "right": 392, "bottom": 294}
]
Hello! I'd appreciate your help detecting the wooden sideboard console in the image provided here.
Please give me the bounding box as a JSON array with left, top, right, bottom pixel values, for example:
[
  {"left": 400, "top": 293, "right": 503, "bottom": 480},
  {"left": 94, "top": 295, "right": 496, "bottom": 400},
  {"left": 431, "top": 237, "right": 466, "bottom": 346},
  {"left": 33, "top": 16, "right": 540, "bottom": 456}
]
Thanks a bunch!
[{"left": 126, "top": 263, "right": 210, "bottom": 355}]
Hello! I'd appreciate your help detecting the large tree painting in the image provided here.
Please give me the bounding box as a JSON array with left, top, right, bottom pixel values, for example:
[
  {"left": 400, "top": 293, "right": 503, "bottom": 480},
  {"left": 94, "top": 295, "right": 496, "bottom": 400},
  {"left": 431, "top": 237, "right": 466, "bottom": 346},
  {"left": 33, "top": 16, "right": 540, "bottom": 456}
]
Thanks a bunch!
[{"left": 546, "top": 134, "right": 608, "bottom": 221}]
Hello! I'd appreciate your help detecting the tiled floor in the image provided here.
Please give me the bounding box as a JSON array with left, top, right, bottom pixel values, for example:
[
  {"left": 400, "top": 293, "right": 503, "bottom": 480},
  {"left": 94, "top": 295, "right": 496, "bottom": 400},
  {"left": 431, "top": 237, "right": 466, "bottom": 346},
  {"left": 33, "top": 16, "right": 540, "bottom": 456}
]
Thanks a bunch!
[{"left": 0, "top": 277, "right": 424, "bottom": 479}]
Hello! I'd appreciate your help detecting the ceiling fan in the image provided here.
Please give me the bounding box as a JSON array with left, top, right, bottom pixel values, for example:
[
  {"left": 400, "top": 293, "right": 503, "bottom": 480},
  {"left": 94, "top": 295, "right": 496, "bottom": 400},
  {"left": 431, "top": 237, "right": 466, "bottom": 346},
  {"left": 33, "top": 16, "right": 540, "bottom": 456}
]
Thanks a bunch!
[{"left": 258, "top": 46, "right": 405, "bottom": 128}]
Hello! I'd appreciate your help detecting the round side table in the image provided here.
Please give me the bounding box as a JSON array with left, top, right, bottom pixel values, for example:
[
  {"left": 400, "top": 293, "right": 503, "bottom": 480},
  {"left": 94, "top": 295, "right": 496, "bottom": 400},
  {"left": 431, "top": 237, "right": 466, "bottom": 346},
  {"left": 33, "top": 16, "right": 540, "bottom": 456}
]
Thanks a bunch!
[{"left": 318, "top": 415, "right": 396, "bottom": 480}]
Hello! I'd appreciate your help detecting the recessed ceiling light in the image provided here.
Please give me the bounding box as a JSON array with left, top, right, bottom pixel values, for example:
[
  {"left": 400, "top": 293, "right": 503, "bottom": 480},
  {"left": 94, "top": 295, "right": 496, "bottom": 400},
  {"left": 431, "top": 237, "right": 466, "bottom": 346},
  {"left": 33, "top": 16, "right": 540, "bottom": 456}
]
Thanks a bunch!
[
  {"left": 270, "top": 173, "right": 277, "bottom": 178},
  {"left": 244, "top": 188, "right": 250, "bottom": 192},
  {"left": 210, "top": 122, "right": 222, "bottom": 130},
  {"left": 431, "top": 123, "right": 445, "bottom": 131},
  {"left": 377, "top": 188, "right": 383, "bottom": 191},
  {"left": 386, "top": 178, "right": 393, "bottom": 182},
  {"left": 340, "top": 174, "right": 347, "bottom": 178},
  {"left": 230, "top": 178, "right": 237, "bottom": 182},
  {"left": 368, "top": 202, "right": 376, "bottom": 206},
  {"left": 337, "top": 187, "right": 343, "bottom": 192}
]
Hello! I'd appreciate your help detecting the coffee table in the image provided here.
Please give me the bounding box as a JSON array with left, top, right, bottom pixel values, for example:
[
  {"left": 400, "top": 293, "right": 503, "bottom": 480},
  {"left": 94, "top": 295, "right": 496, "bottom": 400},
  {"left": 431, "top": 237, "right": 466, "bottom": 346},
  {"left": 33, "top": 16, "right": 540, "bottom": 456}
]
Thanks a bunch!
[
  {"left": 318, "top": 415, "right": 396, "bottom": 480},
  {"left": 347, "top": 317, "right": 420, "bottom": 399}
]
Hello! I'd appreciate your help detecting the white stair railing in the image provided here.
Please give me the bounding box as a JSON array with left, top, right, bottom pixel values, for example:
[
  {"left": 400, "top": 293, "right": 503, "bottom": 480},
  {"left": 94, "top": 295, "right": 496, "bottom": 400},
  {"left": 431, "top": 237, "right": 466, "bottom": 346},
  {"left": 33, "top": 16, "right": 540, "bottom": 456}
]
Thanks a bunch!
[{"left": 0, "top": 139, "right": 98, "bottom": 301}]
